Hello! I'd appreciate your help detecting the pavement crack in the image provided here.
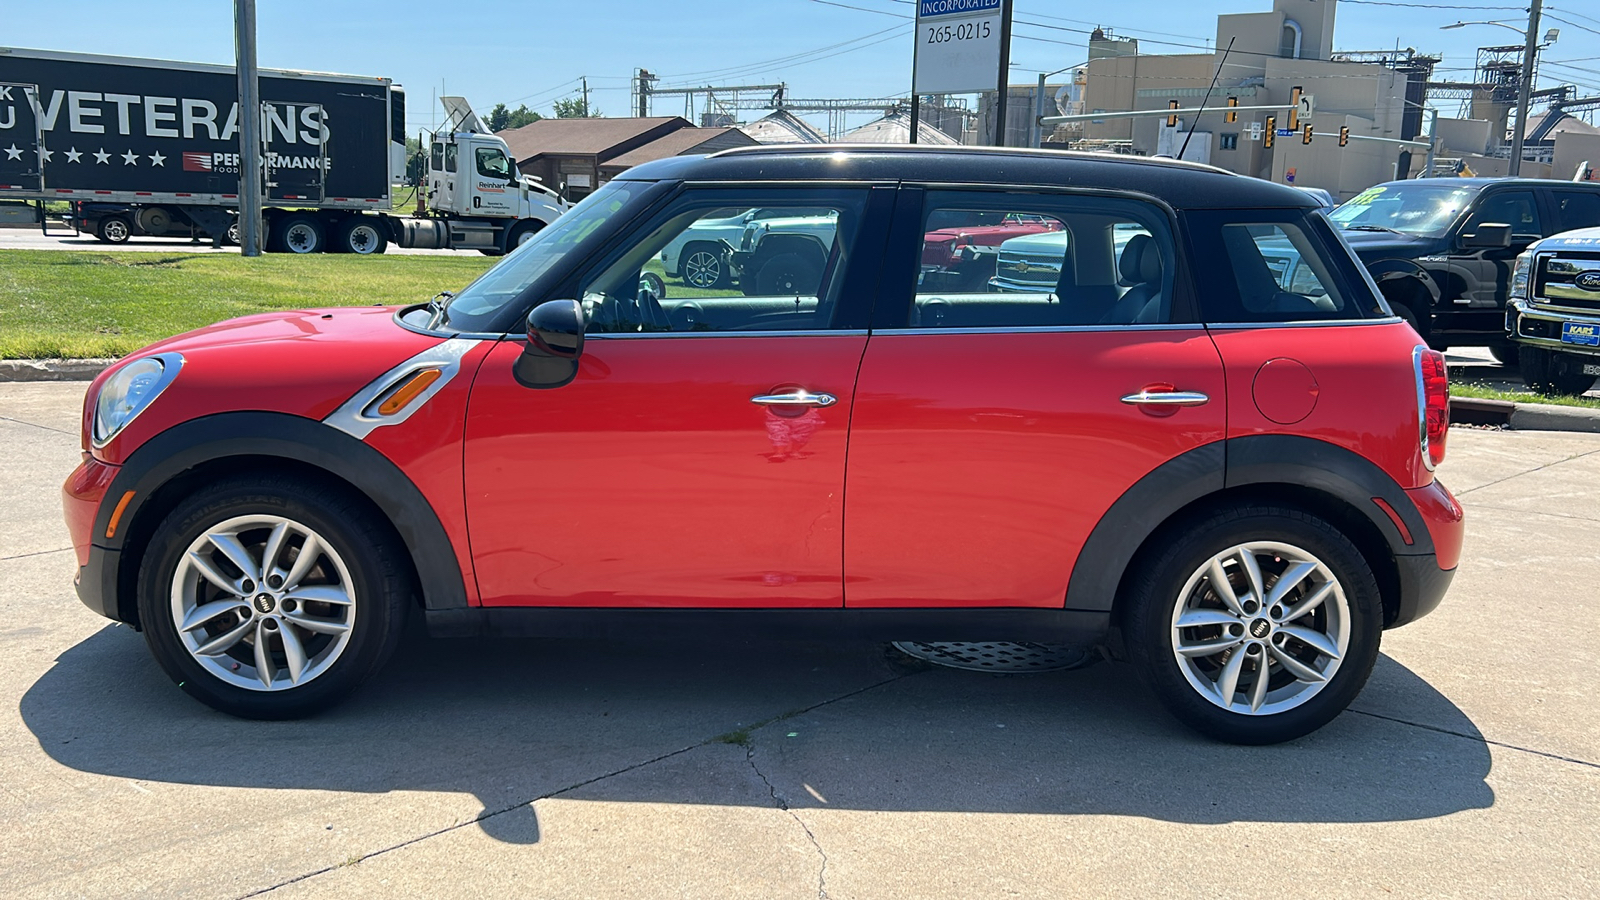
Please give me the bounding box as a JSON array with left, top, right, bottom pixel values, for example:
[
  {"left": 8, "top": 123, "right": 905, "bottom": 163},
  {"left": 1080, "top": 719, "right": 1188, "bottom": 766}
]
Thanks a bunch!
[
  {"left": 0, "top": 414, "right": 77, "bottom": 436},
  {"left": 1349, "top": 708, "right": 1600, "bottom": 770},
  {"left": 746, "top": 743, "right": 830, "bottom": 900},
  {"left": 240, "top": 669, "right": 915, "bottom": 898},
  {"left": 1456, "top": 447, "right": 1600, "bottom": 497},
  {"left": 0, "top": 547, "right": 73, "bottom": 562},
  {"left": 1466, "top": 503, "right": 1600, "bottom": 525}
]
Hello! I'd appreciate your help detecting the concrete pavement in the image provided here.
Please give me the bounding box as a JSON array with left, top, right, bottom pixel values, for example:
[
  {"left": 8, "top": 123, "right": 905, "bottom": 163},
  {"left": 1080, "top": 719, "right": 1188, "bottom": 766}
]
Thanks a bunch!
[
  {"left": 1, "top": 382, "right": 1596, "bottom": 899},
  {"left": 0, "top": 226, "right": 469, "bottom": 256}
]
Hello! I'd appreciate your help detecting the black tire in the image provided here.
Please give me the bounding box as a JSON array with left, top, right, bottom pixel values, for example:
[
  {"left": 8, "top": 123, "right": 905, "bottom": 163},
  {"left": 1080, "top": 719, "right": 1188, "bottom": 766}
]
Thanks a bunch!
[
  {"left": 270, "top": 214, "right": 324, "bottom": 254},
  {"left": 638, "top": 271, "right": 666, "bottom": 302},
  {"left": 1123, "top": 504, "right": 1383, "bottom": 745},
  {"left": 96, "top": 215, "right": 132, "bottom": 244},
  {"left": 332, "top": 217, "right": 388, "bottom": 255},
  {"left": 508, "top": 219, "right": 545, "bottom": 251},
  {"left": 750, "top": 251, "right": 822, "bottom": 296},
  {"left": 680, "top": 241, "right": 730, "bottom": 289},
  {"left": 1519, "top": 345, "right": 1595, "bottom": 395},
  {"left": 136, "top": 475, "right": 411, "bottom": 719},
  {"left": 1488, "top": 342, "right": 1519, "bottom": 368}
]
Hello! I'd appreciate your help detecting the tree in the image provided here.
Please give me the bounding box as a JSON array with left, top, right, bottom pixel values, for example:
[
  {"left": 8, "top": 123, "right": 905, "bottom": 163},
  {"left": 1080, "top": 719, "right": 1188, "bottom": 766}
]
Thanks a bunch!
[
  {"left": 404, "top": 136, "right": 425, "bottom": 185},
  {"left": 553, "top": 97, "right": 600, "bottom": 119},
  {"left": 487, "top": 103, "right": 542, "bottom": 132}
]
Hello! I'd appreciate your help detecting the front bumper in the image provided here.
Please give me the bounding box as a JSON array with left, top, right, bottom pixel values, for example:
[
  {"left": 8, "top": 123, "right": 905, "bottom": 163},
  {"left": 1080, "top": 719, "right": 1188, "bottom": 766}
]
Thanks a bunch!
[
  {"left": 61, "top": 455, "right": 130, "bottom": 624},
  {"left": 1507, "top": 299, "right": 1600, "bottom": 356}
]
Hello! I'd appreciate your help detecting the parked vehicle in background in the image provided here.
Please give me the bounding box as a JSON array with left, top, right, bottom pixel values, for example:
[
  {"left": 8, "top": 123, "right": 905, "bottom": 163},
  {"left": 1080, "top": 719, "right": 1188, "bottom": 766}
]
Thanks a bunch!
[
  {"left": 1506, "top": 226, "right": 1600, "bottom": 394},
  {"left": 63, "top": 145, "right": 1461, "bottom": 745},
  {"left": 1330, "top": 177, "right": 1600, "bottom": 358},
  {"left": 1293, "top": 186, "right": 1337, "bottom": 212},
  {"left": 659, "top": 207, "right": 834, "bottom": 289},
  {"left": 920, "top": 212, "right": 1062, "bottom": 290},
  {"left": 0, "top": 49, "right": 565, "bottom": 253}
]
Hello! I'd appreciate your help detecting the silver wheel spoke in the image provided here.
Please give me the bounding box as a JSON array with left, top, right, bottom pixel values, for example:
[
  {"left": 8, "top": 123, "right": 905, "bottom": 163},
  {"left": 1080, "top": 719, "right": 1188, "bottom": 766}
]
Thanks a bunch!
[
  {"left": 194, "top": 617, "right": 255, "bottom": 657},
  {"left": 1281, "top": 624, "right": 1341, "bottom": 661},
  {"left": 259, "top": 522, "right": 290, "bottom": 581},
  {"left": 180, "top": 599, "right": 247, "bottom": 633},
  {"left": 1215, "top": 649, "right": 1247, "bottom": 706},
  {"left": 1206, "top": 558, "right": 1246, "bottom": 616},
  {"left": 285, "top": 584, "right": 353, "bottom": 606},
  {"left": 282, "top": 610, "right": 351, "bottom": 635},
  {"left": 1265, "top": 560, "right": 1318, "bottom": 607},
  {"left": 207, "top": 532, "right": 260, "bottom": 582},
  {"left": 1268, "top": 644, "right": 1327, "bottom": 684},
  {"left": 1248, "top": 656, "right": 1272, "bottom": 712},
  {"left": 1237, "top": 549, "right": 1266, "bottom": 605},
  {"left": 1282, "top": 581, "right": 1335, "bottom": 623},
  {"left": 279, "top": 622, "right": 308, "bottom": 684},
  {"left": 282, "top": 533, "right": 322, "bottom": 591},
  {"left": 252, "top": 621, "right": 275, "bottom": 687},
  {"left": 1177, "top": 608, "right": 1241, "bottom": 630},
  {"left": 188, "top": 551, "right": 242, "bottom": 596},
  {"left": 1177, "top": 634, "right": 1245, "bottom": 658}
]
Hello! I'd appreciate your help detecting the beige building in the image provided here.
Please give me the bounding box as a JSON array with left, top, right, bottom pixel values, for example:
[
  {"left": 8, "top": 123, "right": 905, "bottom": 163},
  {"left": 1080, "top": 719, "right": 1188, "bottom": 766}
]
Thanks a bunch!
[{"left": 1078, "top": 0, "right": 1422, "bottom": 199}]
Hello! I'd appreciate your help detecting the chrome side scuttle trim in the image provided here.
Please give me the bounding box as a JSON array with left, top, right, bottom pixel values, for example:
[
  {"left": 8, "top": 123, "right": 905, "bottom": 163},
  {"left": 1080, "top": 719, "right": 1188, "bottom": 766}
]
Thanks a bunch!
[{"left": 323, "top": 338, "right": 478, "bottom": 440}]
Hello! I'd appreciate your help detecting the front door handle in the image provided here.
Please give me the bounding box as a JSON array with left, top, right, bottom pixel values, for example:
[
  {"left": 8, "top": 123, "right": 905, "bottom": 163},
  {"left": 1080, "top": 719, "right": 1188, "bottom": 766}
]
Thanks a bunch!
[
  {"left": 1120, "top": 389, "right": 1210, "bottom": 407},
  {"left": 751, "top": 390, "right": 838, "bottom": 408}
]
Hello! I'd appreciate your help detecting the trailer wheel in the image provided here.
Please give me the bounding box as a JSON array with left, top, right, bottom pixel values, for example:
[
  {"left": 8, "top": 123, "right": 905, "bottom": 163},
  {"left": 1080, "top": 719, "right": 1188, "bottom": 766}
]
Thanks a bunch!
[
  {"left": 272, "top": 215, "right": 324, "bottom": 254},
  {"left": 96, "top": 216, "right": 132, "bottom": 244},
  {"left": 333, "top": 218, "right": 388, "bottom": 255}
]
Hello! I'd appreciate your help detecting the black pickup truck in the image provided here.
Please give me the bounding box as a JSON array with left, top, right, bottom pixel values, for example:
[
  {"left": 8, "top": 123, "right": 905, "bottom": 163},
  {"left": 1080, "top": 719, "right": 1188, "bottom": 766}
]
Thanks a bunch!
[{"left": 1330, "top": 177, "right": 1600, "bottom": 360}]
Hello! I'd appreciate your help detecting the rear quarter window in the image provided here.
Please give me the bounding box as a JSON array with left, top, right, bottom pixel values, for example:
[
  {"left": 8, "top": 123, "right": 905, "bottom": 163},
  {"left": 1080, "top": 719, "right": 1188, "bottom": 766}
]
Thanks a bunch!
[{"left": 1184, "top": 209, "right": 1387, "bottom": 323}]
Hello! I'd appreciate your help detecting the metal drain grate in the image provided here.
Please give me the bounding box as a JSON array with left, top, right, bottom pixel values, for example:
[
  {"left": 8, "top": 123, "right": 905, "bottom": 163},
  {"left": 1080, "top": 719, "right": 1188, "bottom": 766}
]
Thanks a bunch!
[{"left": 891, "top": 641, "right": 1095, "bottom": 673}]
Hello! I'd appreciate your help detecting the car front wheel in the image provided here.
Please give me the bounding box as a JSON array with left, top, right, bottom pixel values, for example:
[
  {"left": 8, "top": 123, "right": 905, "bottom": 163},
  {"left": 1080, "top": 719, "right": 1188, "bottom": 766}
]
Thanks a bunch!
[
  {"left": 1124, "top": 505, "right": 1381, "bottom": 744},
  {"left": 136, "top": 476, "right": 410, "bottom": 719}
]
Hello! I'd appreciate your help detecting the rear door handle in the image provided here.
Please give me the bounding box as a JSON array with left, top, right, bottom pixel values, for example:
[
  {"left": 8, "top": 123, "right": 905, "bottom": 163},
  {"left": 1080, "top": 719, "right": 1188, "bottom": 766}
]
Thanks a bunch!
[
  {"left": 751, "top": 390, "right": 838, "bottom": 408},
  {"left": 1120, "top": 389, "right": 1210, "bottom": 407}
]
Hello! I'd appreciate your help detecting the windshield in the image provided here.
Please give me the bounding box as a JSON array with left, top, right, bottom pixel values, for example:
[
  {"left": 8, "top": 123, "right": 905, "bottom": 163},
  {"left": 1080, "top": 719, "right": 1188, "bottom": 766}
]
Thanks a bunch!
[
  {"left": 441, "top": 181, "right": 648, "bottom": 332},
  {"left": 1329, "top": 183, "right": 1480, "bottom": 236}
]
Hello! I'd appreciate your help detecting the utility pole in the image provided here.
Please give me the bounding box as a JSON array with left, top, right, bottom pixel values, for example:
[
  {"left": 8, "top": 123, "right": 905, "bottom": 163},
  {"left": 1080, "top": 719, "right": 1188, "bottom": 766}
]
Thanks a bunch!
[
  {"left": 993, "top": 0, "right": 1014, "bottom": 146},
  {"left": 233, "top": 0, "right": 262, "bottom": 256},
  {"left": 581, "top": 77, "right": 591, "bottom": 118},
  {"left": 1509, "top": 0, "right": 1543, "bottom": 177}
]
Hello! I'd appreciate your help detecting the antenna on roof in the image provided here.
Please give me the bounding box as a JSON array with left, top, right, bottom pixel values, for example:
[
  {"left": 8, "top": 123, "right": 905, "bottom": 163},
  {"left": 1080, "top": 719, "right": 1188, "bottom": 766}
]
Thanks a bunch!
[{"left": 1180, "top": 36, "right": 1233, "bottom": 162}]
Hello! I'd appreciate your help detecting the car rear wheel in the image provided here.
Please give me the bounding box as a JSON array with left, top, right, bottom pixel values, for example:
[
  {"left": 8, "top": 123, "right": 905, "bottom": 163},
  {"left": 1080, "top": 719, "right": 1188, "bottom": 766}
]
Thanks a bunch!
[
  {"left": 750, "top": 252, "right": 822, "bottom": 296},
  {"left": 137, "top": 476, "right": 410, "bottom": 719},
  {"left": 1124, "top": 505, "right": 1381, "bottom": 744},
  {"left": 682, "top": 242, "right": 729, "bottom": 289}
]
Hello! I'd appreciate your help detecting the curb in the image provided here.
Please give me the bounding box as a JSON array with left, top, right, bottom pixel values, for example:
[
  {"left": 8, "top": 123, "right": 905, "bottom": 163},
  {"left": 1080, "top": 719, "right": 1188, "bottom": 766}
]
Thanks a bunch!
[
  {"left": 0, "top": 359, "right": 114, "bottom": 382},
  {"left": 1451, "top": 396, "right": 1600, "bottom": 434}
]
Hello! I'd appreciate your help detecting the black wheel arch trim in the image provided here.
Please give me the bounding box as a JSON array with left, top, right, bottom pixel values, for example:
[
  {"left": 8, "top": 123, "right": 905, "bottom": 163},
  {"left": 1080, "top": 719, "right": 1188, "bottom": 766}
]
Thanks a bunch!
[
  {"left": 1064, "top": 435, "right": 1436, "bottom": 614},
  {"left": 1366, "top": 259, "right": 1441, "bottom": 306},
  {"left": 82, "top": 411, "right": 468, "bottom": 626}
]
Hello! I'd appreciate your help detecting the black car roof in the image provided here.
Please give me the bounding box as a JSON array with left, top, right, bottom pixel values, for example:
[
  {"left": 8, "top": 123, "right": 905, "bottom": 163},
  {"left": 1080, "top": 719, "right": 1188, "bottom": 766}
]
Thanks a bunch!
[
  {"left": 616, "top": 145, "right": 1318, "bottom": 210},
  {"left": 1375, "top": 177, "right": 1600, "bottom": 190}
]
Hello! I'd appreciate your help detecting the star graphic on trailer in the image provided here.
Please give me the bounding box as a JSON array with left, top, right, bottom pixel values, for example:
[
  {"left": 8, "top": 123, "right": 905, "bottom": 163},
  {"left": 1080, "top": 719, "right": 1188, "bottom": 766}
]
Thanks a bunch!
[
  {"left": 149, "top": 151, "right": 166, "bottom": 167},
  {"left": 36, "top": 148, "right": 53, "bottom": 163},
  {"left": 65, "top": 148, "right": 82, "bottom": 163},
  {"left": 93, "top": 149, "right": 111, "bottom": 164},
  {"left": 2, "top": 144, "right": 20, "bottom": 161},
  {"left": 121, "top": 150, "right": 139, "bottom": 165}
]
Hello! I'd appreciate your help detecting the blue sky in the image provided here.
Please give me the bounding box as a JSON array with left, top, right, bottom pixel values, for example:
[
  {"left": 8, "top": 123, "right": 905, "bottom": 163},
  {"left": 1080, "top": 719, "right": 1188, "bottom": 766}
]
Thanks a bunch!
[{"left": 5, "top": 0, "right": 1597, "bottom": 133}]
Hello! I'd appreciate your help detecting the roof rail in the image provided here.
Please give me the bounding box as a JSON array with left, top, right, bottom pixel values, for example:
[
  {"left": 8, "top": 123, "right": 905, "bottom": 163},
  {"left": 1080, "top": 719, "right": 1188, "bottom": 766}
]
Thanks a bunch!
[{"left": 706, "top": 142, "right": 1236, "bottom": 175}]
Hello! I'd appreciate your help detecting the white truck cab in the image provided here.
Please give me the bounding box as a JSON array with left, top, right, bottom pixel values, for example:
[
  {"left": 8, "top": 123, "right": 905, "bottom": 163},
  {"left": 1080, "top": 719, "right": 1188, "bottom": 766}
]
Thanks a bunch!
[{"left": 417, "top": 97, "right": 567, "bottom": 253}]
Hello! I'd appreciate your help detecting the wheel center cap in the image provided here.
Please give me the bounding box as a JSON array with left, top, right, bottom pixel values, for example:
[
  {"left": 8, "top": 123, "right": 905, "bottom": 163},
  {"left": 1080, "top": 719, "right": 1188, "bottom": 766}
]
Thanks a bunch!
[
  {"left": 253, "top": 593, "right": 277, "bottom": 614},
  {"left": 1249, "top": 618, "right": 1272, "bottom": 639}
]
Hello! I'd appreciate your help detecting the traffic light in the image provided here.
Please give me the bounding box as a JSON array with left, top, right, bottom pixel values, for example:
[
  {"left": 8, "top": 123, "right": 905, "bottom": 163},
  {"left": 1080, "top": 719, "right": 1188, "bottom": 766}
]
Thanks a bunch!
[
  {"left": 1225, "top": 96, "right": 1238, "bottom": 123},
  {"left": 1168, "top": 100, "right": 1179, "bottom": 127},
  {"left": 1264, "top": 116, "right": 1276, "bottom": 148},
  {"left": 1302, "top": 123, "right": 1314, "bottom": 145},
  {"left": 1339, "top": 125, "right": 1350, "bottom": 147},
  {"left": 1288, "top": 85, "right": 1302, "bottom": 130}
]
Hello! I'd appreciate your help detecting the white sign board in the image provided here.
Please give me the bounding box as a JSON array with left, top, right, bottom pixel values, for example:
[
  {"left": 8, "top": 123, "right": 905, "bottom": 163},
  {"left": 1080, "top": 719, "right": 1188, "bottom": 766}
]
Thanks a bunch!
[{"left": 913, "top": 0, "right": 1005, "bottom": 95}]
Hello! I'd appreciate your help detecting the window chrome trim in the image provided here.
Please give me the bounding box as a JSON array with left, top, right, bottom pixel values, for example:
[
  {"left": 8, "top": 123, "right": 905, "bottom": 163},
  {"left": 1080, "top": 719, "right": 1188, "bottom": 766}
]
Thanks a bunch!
[
  {"left": 324, "top": 339, "right": 479, "bottom": 440},
  {"left": 583, "top": 329, "right": 869, "bottom": 339},
  {"left": 874, "top": 324, "right": 1206, "bottom": 336},
  {"left": 1205, "top": 316, "right": 1402, "bottom": 330}
]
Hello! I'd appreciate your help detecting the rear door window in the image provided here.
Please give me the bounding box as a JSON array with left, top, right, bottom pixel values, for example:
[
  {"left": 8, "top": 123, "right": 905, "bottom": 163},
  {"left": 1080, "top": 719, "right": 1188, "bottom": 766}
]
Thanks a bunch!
[
  {"left": 1186, "top": 210, "right": 1385, "bottom": 323},
  {"left": 1553, "top": 190, "right": 1600, "bottom": 233}
]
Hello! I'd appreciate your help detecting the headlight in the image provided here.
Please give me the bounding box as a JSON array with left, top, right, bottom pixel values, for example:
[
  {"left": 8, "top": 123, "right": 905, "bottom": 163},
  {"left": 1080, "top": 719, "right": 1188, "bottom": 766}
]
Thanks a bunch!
[
  {"left": 1510, "top": 251, "right": 1532, "bottom": 301},
  {"left": 92, "top": 352, "right": 183, "bottom": 448}
]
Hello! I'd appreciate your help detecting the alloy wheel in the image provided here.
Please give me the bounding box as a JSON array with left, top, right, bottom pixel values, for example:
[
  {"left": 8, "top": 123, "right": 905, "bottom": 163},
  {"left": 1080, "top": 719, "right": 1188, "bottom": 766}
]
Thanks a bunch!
[
  {"left": 1169, "top": 541, "right": 1350, "bottom": 716},
  {"left": 169, "top": 514, "right": 357, "bottom": 691},
  {"left": 684, "top": 250, "right": 721, "bottom": 288}
]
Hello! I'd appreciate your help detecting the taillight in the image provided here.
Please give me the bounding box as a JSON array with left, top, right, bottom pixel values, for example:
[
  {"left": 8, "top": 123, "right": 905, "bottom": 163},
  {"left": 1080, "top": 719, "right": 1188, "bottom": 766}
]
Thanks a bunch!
[{"left": 1414, "top": 346, "right": 1448, "bottom": 471}]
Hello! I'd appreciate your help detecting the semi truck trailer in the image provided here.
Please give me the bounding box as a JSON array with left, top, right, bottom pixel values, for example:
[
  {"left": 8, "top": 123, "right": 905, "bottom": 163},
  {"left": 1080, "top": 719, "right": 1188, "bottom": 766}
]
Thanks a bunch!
[{"left": 0, "top": 48, "right": 565, "bottom": 253}]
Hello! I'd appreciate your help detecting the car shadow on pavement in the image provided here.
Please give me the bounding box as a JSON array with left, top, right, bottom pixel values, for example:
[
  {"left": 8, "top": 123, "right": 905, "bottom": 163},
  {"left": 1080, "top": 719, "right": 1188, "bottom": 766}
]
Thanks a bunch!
[{"left": 20, "top": 625, "right": 1493, "bottom": 843}]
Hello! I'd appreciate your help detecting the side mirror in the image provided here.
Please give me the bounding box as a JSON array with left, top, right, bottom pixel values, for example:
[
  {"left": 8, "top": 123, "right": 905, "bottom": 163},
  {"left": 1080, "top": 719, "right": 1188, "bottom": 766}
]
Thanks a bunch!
[
  {"left": 514, "top": 299, "right": 586, "bottom": 389},
  {"left": 1460, "top": 222, "right": 1512, "bottom": 249}
]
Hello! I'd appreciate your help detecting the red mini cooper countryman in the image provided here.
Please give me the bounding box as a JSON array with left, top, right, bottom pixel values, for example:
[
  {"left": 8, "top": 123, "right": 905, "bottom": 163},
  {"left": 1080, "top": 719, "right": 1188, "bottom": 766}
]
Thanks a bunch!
[{"left": 63, "top": 147, "right": 1463, "bottom": 744}]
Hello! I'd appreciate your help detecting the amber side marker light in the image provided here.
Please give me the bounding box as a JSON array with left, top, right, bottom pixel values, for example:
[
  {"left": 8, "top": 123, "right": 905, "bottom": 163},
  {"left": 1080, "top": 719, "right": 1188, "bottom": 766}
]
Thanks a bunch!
[
  {"left": 375, "top": 368, "right": 443, "bottom": 416},
  {"left": 105, "top": 490, "right": 136, "bottom": 539}
]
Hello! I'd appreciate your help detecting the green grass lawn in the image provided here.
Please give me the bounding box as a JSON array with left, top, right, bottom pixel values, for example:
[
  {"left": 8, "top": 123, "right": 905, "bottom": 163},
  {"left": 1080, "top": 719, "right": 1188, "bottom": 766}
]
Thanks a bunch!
[
  {"left": 1450, "top": 381, "right": 1600, "bottom": 410},
  {"left": 0, "top": 250, "right": 496, "bottom": 359}
]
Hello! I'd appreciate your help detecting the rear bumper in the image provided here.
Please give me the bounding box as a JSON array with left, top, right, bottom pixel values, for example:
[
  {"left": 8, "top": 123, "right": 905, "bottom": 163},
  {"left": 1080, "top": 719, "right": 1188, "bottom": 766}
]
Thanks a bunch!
[
  {"left": 1388, "top": 478, "right": 1464, "bottom": 629},
  {"left": 1389, "top": 554, "right": 1455, "bottom": 629}
]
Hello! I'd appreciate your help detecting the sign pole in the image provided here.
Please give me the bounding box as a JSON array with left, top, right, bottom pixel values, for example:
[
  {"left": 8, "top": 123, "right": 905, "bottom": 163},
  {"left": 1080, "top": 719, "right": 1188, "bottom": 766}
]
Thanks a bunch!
[
  {"left": 234, "top": 0, "right": 262, "bottom": 257},
  {"left": 993, "top": 0, "right": 1012, "bottom": 146}
]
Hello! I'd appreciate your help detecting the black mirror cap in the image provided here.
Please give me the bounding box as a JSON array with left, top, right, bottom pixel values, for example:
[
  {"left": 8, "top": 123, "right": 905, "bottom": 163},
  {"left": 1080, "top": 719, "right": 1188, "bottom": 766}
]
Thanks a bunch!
[
  {"left": 526, "top": 299, "right": 585, "bottom": 359},
  {"left": 1461, "top": 222, "right": 1513, "bottom": 249}
]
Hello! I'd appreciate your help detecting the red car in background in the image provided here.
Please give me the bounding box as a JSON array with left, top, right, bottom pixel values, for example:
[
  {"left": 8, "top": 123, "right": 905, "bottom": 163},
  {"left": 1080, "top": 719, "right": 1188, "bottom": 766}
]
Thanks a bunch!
[
  {"left": 63, "top": 146, "right": 1462, "bottom": 744},
  {"left": 920, "top": 212, "right": 1063, "bottom": 290}
]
